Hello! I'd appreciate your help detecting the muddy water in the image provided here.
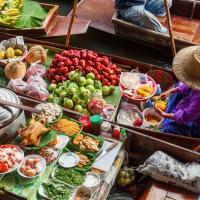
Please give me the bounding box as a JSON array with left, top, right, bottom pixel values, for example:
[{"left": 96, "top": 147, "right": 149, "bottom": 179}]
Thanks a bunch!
[{"left": 39, "top": 0, "right": 172, "bottom": 67}]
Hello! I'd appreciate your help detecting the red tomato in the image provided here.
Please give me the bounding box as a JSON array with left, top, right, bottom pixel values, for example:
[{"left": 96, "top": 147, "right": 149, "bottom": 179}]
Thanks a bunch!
[
  {"left": 48, "top": 68, "right": 57, "bottom": 74},
  {"left": 101, "top": 58, "right": 109, "bottom": 66},
  {"left": 64, "top": 73, "right": 69, "bottom": 78},
  {"left": 51, "top": 80, "right": 56, "bottom": 84},
  {"left": 73, "top": 58, "right": 79, "bottom": 66},
  {"left": 102, "top": 56, "right": 109, "bottom": 61},
  {"left": 80, "top": 50, "right": 87, "bottom": 58},
  {"left": 0, "top": 162, "right": 9, "bottom": 173},
  {"left": 61, "top": 76, "right": 66, "bottom": 81},
  {"left": 87, "top": 60, "right": 94, "bottom": 66},
  {"left": 76, "top": 65, "right": 82, "bottom": 71},
  {"left": 59, "top": 67, "right": 68, "bottom": 74},
  {"left": 95, "top": 74, "right": 100, "bottom": 80},
  {"left": 58, "top": 62, "right": 65, "bottom": 68},
  {"left": 68, "top": 66, "right": 75, "bottom": 71},
  {"left": 79, "top": 59, "right": 86, "bottom": 68},
  {"left": 115, "top": 68, "right": 122, "bottom": 74},
  {"left": 62, "top": 50, "right": 70, "bottom": 57},
  {"left": 65, "top": 59, "right": 72, "bottom": 66},
  {"left": 54, "top": 75, "right": 61, "bottom": 82},
  {"left": 52, "top": 59, "right": 58, "bottom": 65},
  {"left": 68, "top": 50, "right": 74, "bottom": 57}
]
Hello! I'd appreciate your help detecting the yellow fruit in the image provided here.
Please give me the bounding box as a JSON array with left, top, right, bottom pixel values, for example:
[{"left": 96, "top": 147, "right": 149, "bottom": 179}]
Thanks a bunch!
[
  {"left": 14, "top": 49, "right": 24, "bottom": 56},
  {"left": 155, "top": 101, "right": 166, "bottom": 111},
  {"left": 6, "top": 47, "right": 15, "bottom": 58},
  {"left": 0, "top": 51, "right": 5, "bottom": 59}
]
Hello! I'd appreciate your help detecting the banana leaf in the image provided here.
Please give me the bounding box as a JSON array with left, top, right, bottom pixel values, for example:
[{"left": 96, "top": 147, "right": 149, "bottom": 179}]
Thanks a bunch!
[
  {"left": 14, "top": 0, "right": 48, "bottom": 29},
  {"left": 104, "top": 86, "right": 121, "bottom": 106},
  {"left": 66, "top": 132, "right": 104, "bottom": 155},
  {"left": 62, "top": 147, "right": 96, "bottom": 172}
]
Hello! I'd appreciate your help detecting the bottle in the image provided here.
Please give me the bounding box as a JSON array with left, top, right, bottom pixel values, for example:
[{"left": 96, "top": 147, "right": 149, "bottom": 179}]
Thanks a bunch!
[
  {"left": 120, "top": 128, "right": 127, "bottom": 144},
  {"left": 100, "top": 121, "right": 112, "bottom": 138},
  {"left": 90, "top": 115, "right": 102, "bottom": 135},
  {"left": 112, "top": 125, "right": 121, "bottom": 140}
]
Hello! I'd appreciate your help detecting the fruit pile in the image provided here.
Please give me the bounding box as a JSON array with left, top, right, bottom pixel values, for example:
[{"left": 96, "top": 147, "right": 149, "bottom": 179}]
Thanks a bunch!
[
  {"left": 0, "top": 47, "right": 24, "bottom": 60},
  {"left": 47, "top": 49, "right": 121, "bottom": 86},
  {"left": 0, "top": 0, "right": 23, "bottom": 27},
  {"left": 48, "top": 70, "right": 115, "bottom": 114}
]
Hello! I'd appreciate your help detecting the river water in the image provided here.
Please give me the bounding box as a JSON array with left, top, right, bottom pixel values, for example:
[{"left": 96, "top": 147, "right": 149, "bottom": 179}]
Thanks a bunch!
[{"left": 39, "top": 0, "right": 172, "bottom": 67}]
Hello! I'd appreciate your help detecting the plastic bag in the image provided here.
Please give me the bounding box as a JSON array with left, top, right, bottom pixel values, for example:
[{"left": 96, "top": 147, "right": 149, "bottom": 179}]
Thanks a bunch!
[
  {"left": 26, "top": 84, "right": 49, "bottom": 101},
  {"left": 27, "top": 75, "right": 47, "bottom": 88},
  {"left": 137, "top": 151, "right": 200, "bottom": 193},
  {"left": 26, "top": 62, "right": 46, "bottom": 79},
  {"left": 7, "top": 78, "right": 28, "bottom": 93}
]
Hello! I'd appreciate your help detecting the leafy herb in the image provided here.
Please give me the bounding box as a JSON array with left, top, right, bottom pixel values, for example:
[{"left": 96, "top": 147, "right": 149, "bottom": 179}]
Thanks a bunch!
[
  {"left": 14, "top": 0, "right": 48, "bottom": 28},
  {"left": 43, "top": 182, "right": 72, "bottom": 200},
  {"left": 54, "top": 167, "right": 85, "bottom": 186}
]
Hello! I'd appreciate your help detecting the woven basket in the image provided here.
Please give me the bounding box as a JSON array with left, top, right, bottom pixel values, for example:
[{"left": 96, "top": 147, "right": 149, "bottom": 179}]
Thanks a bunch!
[{"left": 147, "top": 70, "right": 174, "bottom": 91}]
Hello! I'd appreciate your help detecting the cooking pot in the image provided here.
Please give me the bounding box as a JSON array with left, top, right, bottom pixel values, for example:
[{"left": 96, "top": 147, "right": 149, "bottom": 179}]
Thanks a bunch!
[{"left": 0, "top": 88, "right": 26, "bottom": 144}]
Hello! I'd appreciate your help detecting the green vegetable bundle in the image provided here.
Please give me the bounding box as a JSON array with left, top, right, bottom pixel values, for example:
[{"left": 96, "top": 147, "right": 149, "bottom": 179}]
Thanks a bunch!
[
  {"left": 43, "top": 181, "right": 73, "bottom": 200},
  {"left": 53, "top": 166, "right": 86, "bottom": 187}
]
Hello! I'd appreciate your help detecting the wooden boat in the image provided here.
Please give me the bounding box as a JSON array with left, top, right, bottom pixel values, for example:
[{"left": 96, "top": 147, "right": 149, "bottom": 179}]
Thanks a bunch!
[
  {"left": 0, "top": 3, "right": 91, "bottom": 38},
  {"left": 1, "top": 90, "right": 200, "bottom": 200},
  {"left": 0, "top": 33, "right": 200, "bottom": 152},
  {"left": 70, "top": 0, "right": 200, "bottom": 50}
]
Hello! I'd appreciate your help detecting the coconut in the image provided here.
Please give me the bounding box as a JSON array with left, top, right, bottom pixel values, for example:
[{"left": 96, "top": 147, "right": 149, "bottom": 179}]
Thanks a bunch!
[
  {"left": 5, "top": 61, "right": 26, "bottom": 80},
  {"left": 25, "top": 45, "right": 47, "bottom": 65}
]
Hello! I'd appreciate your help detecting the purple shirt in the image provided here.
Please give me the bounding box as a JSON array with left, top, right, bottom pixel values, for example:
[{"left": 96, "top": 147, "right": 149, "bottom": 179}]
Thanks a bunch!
[{"left": 174, "top": 82, "right": 200, "bottom": 130}]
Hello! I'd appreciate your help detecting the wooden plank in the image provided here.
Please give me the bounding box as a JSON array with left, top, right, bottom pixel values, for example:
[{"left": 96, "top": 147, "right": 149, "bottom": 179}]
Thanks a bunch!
[
  {"left": 46, "top": 16, "right": 91, "bottom": 37},
  {"left": 70, "top": 0, "right": 115, "bottom": 34}
]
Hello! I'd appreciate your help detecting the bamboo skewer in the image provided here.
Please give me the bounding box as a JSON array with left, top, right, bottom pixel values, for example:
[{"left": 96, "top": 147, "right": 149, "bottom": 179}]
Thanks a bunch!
[
  {"left": 65, "top": 0, "right": 79, "bottom": 47},
  {"left": 164, "top": 0, "right": 176, "bottom": 57}
]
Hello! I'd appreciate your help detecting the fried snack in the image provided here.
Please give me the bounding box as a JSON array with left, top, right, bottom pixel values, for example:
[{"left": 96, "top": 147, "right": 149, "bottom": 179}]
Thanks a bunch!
[
  {"left": 18, "top": 118, "right": 50, "bottom": 147},
  {"left": 145, "top": 115, "right": 161, "bottom": 123},
  {"left": 52, "top": 118, "right": 80, "bottom": 136},
  {"left": 76, "top": 152, "right": 90, "bottom": 168},
  {"left": 73, "top": 134, "right": 100, "bottom": 152}
]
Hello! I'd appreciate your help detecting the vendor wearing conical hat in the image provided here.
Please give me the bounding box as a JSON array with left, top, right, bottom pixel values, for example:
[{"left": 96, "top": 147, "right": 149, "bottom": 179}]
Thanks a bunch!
[{"left": 156, "top": 46, "right": 200, "bottom": 137}]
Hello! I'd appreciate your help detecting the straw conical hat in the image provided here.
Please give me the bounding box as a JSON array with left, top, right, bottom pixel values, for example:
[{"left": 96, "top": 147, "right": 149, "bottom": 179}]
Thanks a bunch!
[{"left": 173, "top": 45, "right": 200, "bottom": 90}]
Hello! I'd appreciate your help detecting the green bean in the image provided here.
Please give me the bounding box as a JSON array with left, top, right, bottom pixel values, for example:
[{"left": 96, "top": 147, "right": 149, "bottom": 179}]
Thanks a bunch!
[
  {"left": 54, "top": 167, "right": 85, "bottom": 186},
  {"left": 43, "top": 182, "right": 72, "bottom": 200}
]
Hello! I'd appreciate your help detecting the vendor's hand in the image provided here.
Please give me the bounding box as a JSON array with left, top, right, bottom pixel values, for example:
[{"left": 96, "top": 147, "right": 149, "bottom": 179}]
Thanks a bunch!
[
  {"left": 160, "top": 90, "right": 171, "bottom": 100},
  {"left": 155, "top": 107, "right": 166, "bottom": 117}
]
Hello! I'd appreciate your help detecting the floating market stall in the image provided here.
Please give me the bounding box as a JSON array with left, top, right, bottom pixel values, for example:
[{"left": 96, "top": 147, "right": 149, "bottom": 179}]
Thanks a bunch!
[
  {"left": 0, "top": 33, "right": 199, "bottom": 152},
  {"left": 0, "top": 90, "right": 200, "bottom": 200}
]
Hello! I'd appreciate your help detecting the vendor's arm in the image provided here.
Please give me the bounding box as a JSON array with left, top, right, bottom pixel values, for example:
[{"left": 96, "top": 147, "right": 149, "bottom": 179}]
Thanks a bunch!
[
  {"left": 174, "top": 93, "right": 200, "bottom": 124},
  {"left": 156, "top": 108, "right": 175, "bottom": 119}
]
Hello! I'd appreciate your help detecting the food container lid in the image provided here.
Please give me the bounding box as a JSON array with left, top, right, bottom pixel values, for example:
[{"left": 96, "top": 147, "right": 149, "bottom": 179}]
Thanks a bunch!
[
  {"left": 0, "top": 88, "right": 21, "bottom": 127},
  {"left": 83, "top": 172, "right": 100, "bottom": 188},
  {"left": 101, "top": 121, "right": 111, "bottom": 132},
  {"left": 90, "top": 115, "right": 102, "bottom": 125},
  {"left": 58, "top": 152, "right": 80, "bottom": 168}
]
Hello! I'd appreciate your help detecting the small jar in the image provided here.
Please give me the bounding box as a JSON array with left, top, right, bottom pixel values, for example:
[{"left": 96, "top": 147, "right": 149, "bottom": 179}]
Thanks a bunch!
[
  {"left": 90, "top": 115, "right": 102, "bottom": 135},
  {"left": 100, "top": 121, "right": 112, "bottom": 138},
  {"left": 112, "top": 125, "right": 121, "bottom": 140}
]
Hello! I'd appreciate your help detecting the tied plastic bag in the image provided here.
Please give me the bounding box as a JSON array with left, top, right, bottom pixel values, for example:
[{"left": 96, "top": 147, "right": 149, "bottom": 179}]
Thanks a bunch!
[
  {"left": 27, "top": 75, "right": 47, "bottom": 88},
  {"left": 26, "top": 84, "right": 49, "bottom": 101},
  {"left": 7, "top": 78, "right": 28, "bottom": 93},
  {"left": 137, "top": 151, "right": 200, "bottom": 193},
  {"left": 26, "top": 62, "right": 46, "bottom": 79}
]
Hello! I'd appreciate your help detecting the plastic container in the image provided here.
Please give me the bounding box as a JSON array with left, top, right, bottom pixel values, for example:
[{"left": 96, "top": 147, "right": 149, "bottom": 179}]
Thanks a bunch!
[
  {"left": 142, "top": 108, "right": 163, "bottom": 128},
  {"left": 100, "top": 121, "right": 112, "bottom": 138},
  {"left": 79, "top": 116, "right": 92, "bottom": 133},
  {"left": 90, "top": 115, "right": 102, "bottom": 135}
]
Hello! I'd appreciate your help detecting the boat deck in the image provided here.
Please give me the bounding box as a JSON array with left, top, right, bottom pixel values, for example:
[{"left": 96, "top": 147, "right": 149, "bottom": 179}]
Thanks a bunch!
[{"left": 72, "top": 0, "right": 200, "bottom": 44}]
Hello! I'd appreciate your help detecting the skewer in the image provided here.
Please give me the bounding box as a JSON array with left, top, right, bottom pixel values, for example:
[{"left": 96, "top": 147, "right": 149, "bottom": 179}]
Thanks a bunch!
[
  {"left": 65, "top": 0, "right": 79, "bottom": 47},
  {"left": 164, "top": 0, "right": 176, "bottom": 57}
]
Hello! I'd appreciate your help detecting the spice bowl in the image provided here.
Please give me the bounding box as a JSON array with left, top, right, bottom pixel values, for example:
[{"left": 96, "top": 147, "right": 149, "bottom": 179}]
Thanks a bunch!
[
  {"left": 58, "top": 152, "right": 80, "bottom": 168},
  {"left": 83, "top": 172, "right": 101, "bottom": 192}
]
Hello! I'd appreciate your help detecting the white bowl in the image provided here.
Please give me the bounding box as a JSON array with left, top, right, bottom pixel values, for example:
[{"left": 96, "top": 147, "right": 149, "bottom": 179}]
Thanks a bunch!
[
  {"left": 17, "top": 154, "right": 46, "bottom": 179},
  {"left": 58, "top": 152, "right": 80, "bottom": 168}
]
